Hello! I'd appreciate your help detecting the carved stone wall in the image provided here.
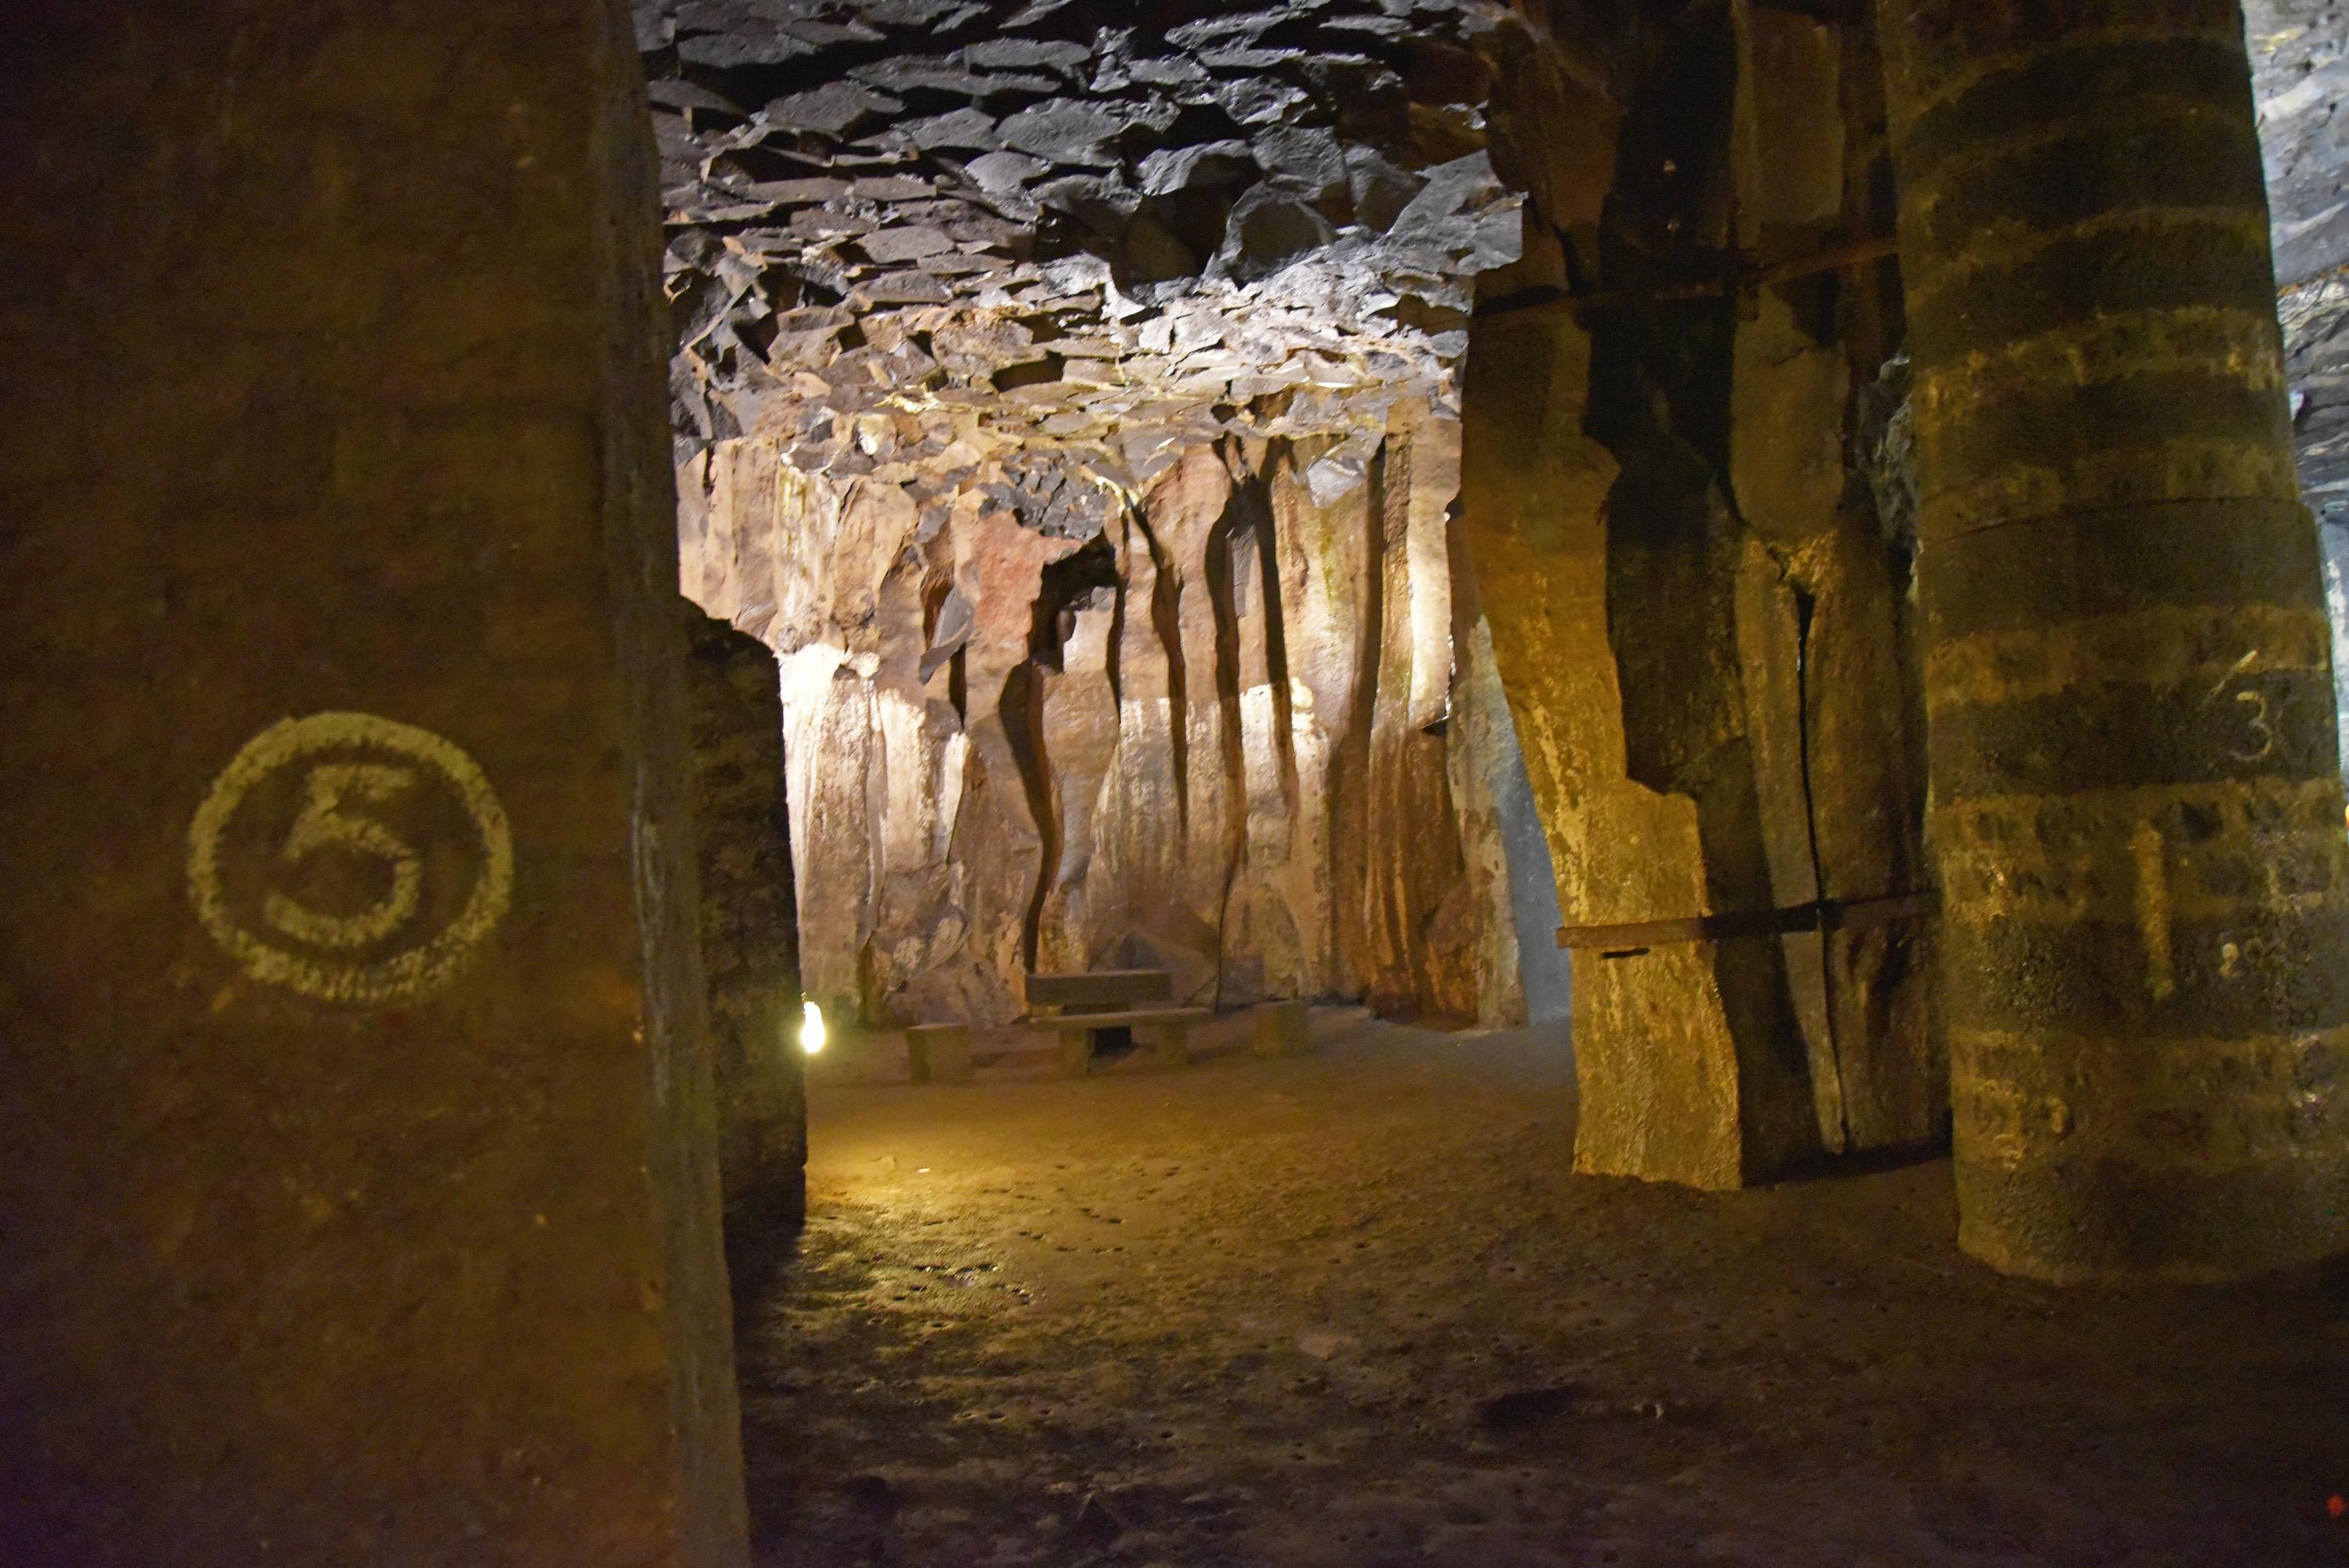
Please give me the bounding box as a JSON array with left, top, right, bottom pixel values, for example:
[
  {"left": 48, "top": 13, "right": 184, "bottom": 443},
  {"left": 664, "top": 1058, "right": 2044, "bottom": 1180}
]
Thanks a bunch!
[
  {"left": 644, "top": 0, "right": 1567, "bottom": 1032},
  {"left": 1461, "top": 3, "right": 1937, "bottom": 1187},
  {"left": 683, "top": 410, "right": 1560, "bottom": 1027}
]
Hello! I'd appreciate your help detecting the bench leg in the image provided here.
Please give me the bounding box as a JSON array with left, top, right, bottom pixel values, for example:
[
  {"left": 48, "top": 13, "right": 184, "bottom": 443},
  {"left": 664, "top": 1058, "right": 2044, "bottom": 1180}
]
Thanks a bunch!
[
  {"left": 1058, "top": 1029, "right": 1095, "bottom": 1076},
  {"left": 1136, "top": 1022, "right": 1189, "bottom": 1068},
  {"left": 907, "top": 1024, "right": 972, "bottom": 1084},
  {"left": 1251, "top": 1000, "right": 1311, "bottom": 1058},
  {"left": 932, "top": 1035, "right": 972, "bottom": 1083}
]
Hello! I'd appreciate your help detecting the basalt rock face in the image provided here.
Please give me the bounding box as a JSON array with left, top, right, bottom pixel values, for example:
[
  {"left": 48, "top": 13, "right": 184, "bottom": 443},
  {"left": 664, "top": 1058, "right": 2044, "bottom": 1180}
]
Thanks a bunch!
[
  {"left": 1461, "top": 5, "right": 1936, "bottom": 1187},
  {"left": 683, "top": 605, "right": 805, "bottom": 1243},
  {"left": 2252, "top": 0, "right": 2349, "bottom": 520},
  {"left": 650, "top": 0, "right": 1567, "bottom": 1029},
  {"left": 2247, "top": 1, "right": 2349, "bottom": 763},
  {"left": 683, "top": 412, "right": 1543, "bottom": 1027}
]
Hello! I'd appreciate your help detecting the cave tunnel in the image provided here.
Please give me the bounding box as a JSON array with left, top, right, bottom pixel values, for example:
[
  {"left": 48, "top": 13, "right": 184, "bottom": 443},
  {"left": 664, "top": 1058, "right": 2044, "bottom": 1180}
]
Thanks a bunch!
[{"left": 8, "top": 2, "right": 2349, "bottom": 1564}]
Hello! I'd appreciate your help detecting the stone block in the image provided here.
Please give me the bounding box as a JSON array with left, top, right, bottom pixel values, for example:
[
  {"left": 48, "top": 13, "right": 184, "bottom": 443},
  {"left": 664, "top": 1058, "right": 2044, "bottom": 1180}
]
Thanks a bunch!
[
  {"left": 1251, "top": 1000, "right": 1312, "bottom": 1058},
  {"left": 685, "top": 605, "right": 807, "bottom": 1241},
  {"left": 907, "top": 1022, "right": 973, "bottom": 1083},
  {"left": 0, "top": 3, "right": 749, "bottom": 1563},
  {"left": 1135, "top": 1018, "right": 1194, "bottom": 1068}
]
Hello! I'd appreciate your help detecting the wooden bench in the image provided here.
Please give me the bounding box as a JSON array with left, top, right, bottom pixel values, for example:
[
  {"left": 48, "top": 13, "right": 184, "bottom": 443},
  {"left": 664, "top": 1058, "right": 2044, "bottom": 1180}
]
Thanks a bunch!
[{"left": 1024, "top": 969, "right": 1209, "bottom": 1074}]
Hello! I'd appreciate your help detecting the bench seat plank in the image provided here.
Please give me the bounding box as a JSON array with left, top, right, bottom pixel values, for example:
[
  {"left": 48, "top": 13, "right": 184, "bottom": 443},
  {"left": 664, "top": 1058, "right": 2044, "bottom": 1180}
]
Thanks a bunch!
[
  {"left": 1025, "top": 969, "right": 1173, "bottom": 1010},
  {"left": 1029, "top": 1007, "right": 1211, "bottom": 1030}
]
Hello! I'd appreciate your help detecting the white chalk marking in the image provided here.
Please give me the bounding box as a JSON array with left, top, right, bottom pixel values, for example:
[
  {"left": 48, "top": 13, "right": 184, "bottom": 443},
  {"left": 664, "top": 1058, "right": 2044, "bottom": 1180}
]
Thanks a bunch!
[
  {"left": 187, "top": 712, "right": 513, "bottom": 1005},
  {"left": 2131, "top": 822, "right": 2176, "bottom": 1002}
]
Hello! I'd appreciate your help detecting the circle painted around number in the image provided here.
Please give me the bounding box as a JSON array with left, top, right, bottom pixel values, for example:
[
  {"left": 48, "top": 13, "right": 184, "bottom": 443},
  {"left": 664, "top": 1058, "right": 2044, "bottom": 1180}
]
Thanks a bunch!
[{"left": 187, "top": 712, "right": 513, "bottom": 1005}]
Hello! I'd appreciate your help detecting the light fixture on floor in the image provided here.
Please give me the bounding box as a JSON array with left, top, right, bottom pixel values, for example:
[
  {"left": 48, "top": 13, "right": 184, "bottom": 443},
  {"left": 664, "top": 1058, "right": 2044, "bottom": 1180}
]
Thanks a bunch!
[{"left": 799, "top": 1000, "right": 826, "bottom": 1055}]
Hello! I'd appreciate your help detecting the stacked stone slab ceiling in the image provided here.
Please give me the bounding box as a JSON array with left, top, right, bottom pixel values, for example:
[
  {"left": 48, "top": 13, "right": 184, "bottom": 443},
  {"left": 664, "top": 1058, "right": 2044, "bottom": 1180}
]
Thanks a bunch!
[{"left": 648, "top": 0, "right": 1572, "bottom": 1030}]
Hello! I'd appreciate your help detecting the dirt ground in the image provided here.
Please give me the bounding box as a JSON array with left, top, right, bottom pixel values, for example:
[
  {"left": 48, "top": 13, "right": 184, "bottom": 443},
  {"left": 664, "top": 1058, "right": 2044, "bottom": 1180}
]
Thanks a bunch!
[{"left": 734, "top": 1010, "right": 2349, "bottom": 1567}]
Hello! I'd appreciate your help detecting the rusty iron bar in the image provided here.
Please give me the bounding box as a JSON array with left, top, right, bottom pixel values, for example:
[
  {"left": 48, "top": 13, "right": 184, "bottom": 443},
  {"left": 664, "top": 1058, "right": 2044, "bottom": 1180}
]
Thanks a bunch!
[
  {"left": 1479, "top": 234, "right": 1900, "bottom": 323},
  {"left": 1557, "top": 889, "right": 1936, "bottom": 956}
]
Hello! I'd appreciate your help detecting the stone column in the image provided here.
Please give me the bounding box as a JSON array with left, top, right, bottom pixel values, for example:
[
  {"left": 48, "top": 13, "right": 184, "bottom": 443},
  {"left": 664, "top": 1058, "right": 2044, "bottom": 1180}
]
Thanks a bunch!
[
  {"left": 1879, "top": 0, "right": 2349, "bottom": 1278},
  {"left": 0, "top": 2, "right": 749, "bottom": 1563},
  {"left": 684, "top": 607, "right": 808, "bottom": 1253}
]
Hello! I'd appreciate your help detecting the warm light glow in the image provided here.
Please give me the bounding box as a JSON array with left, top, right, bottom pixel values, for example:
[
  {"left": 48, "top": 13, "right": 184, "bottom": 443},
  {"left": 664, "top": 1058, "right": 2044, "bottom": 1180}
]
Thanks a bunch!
[{"left": 799, "top": 1000, "right": 826, "bottom": 1055}]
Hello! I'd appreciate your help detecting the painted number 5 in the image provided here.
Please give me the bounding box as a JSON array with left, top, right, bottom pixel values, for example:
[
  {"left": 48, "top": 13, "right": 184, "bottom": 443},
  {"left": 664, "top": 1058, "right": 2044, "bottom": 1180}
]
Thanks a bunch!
[
  {"left": 189, "top": 712, "right": 512, "bottom": 1006},
  {"left": 263, "top": 763, "right": 423, "bottom": 950}
]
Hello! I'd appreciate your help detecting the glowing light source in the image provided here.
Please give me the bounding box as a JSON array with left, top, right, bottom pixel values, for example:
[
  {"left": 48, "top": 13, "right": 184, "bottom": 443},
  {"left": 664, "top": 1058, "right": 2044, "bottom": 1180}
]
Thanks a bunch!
[{"left": 799, "top": 1000, "right": 826, "bottom": 1055}]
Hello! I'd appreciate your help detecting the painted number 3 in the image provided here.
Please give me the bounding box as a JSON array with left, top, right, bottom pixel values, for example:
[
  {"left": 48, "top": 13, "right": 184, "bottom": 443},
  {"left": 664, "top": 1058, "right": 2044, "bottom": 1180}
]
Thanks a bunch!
[
  {"left": 188, "top": 712, "right": 513, "bottom": 1006},
  {"left": 2230, "top": 688, "right": 2278, "bottom": 763}
]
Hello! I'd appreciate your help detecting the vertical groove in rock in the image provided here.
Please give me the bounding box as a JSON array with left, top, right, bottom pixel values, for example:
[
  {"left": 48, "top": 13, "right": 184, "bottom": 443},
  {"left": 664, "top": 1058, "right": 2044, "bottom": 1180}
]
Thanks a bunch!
[
  {"left": 1203, "top": 481, "right": 1250, "bottom": 1006},
  {"left": 1787, "top": 579, "right": 1853, "bottom": 1152},
  {"left": 1001, "top": 656, "right": 1054, "bottom": 975},
  {"left": 1330, "top": 440, "right": 1388, "bottom": 1000},
  {"left": 1146, "top": 510, "right": 1189, "bottom": 838},
  {"left": 1253, "top": 465, "right": 1304, "bottom": 817}
]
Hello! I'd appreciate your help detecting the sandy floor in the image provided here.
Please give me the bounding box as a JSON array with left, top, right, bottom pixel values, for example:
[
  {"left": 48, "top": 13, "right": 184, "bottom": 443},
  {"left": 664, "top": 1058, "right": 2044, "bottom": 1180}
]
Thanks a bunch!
[{"left": 735, "top": 1009, "right": 2349, "bottom": 1566}]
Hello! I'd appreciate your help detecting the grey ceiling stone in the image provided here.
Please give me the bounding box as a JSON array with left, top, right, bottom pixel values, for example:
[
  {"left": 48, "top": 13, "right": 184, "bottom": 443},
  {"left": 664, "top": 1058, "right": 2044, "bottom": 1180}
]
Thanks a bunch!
[
  {"left": 998, "top": 102, "right": 1131, "bottom": 165},
  {"left": 770, "top": 81, "right": 904, "bottom": 137},
  {"left": 1214, "top": 77, "right": 1314, "bottom": 127},
  {"left": 1002, "top": 0, "right": 1077, "bottom": 24},
  {"left": 962, "top": 38, "right": 1092, "bottom": 73},
  {"left": 858, "top": 0, "right": 978, "bottom": 23},
  {"left": 1326, "top": 14, "right": 1412, "bottom": 38},
  {"left": 742, "top": 176, "right": 852, "bottom": 204},
  {"left": 853, "top": 59, "right": 1059, "bottom": 97},
  {"left": 852, "top": 175, "right": 935, "bottom": 200},
  {"left": 1254, "top": 125, "right": 1348, "bottom": 193},
  {"left": 1200, "top": 46, "right": 1312, "bottom": 71},
  {"left": 1223, "top": 187, "right": 1340, "bottom": 283},
  {"left": 1128, "top": 56, "right": 1211, "bottom": 89},
  {"left": 903, "top": 107, "right": 1001, "bottom": 151},
  {"left": 967, "top": 150, "right": 1052, "bottom": 191},
  {"left": 677, "top": 30, "right": 818, "bottom": 68},
  {"left": 859, "top": 225, "right": 958, "bottom": 264},
  {"left": 1389, "top": 150, "right": 1506, "bottom": 236},
  {"left": 2250, "top": 0, "right": 2349, "bottom": 515},
  {"left": 648, "top": 78, "right": 743, "bottom": 116},
  {"left": 1137, "top": 140, "right": 1259, "bottom": 198},
  {"left": 1167, "top": 12, "right": 1290, "bottom": 49},
  {"left": 1346, "top": 147, "right": 1426, "bottom": 233}
]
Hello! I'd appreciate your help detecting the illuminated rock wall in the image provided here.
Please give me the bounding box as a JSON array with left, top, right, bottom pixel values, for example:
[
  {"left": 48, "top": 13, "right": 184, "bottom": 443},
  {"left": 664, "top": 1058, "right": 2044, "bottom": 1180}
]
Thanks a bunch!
[
  {"left": 1461, "top": 3, "right": 1937, "bottom": 1187},
  {"left": 681, "top": 413, "right": 1559, "bottom": 1029}
]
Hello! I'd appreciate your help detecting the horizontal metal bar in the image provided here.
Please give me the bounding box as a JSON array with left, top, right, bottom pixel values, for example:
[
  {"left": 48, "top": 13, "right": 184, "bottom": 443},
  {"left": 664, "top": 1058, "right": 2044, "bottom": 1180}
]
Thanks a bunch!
[
  {"left": 1557, "top": 891, "right": 1936, "bottom": 953},
  {"left": 1479, "top": 236, "right": 1900, "bottom": 323}
]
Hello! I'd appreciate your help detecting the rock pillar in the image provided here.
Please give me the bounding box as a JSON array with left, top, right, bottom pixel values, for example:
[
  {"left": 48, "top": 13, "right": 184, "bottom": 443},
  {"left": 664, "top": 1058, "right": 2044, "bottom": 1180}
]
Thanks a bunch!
[
  {"left": 0, "top": 2, "right": 749, "bottom": 1562},
  {"left": 684, "top": 607, "right": 807, "bottom": 1249},
  {"left": 1879, "top": 0, "right": 2349, "bottom": 1277}
]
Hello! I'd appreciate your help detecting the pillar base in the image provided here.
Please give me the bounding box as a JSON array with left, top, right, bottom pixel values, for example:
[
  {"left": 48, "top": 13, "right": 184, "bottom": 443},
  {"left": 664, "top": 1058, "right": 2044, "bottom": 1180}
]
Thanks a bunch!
[{"left": 1957, "top": 1152, "right": 2349, "bottom": 1283}]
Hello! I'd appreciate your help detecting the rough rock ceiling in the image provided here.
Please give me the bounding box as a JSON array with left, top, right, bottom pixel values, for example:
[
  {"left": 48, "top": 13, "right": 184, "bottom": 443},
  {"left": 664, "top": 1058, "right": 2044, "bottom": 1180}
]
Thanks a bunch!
[
  {"left": 638, "top": 0, "right": 1526, "bottom": 524},
  {"left": 2252, "top": 0, "right": 2349, "bottom": 516}
]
